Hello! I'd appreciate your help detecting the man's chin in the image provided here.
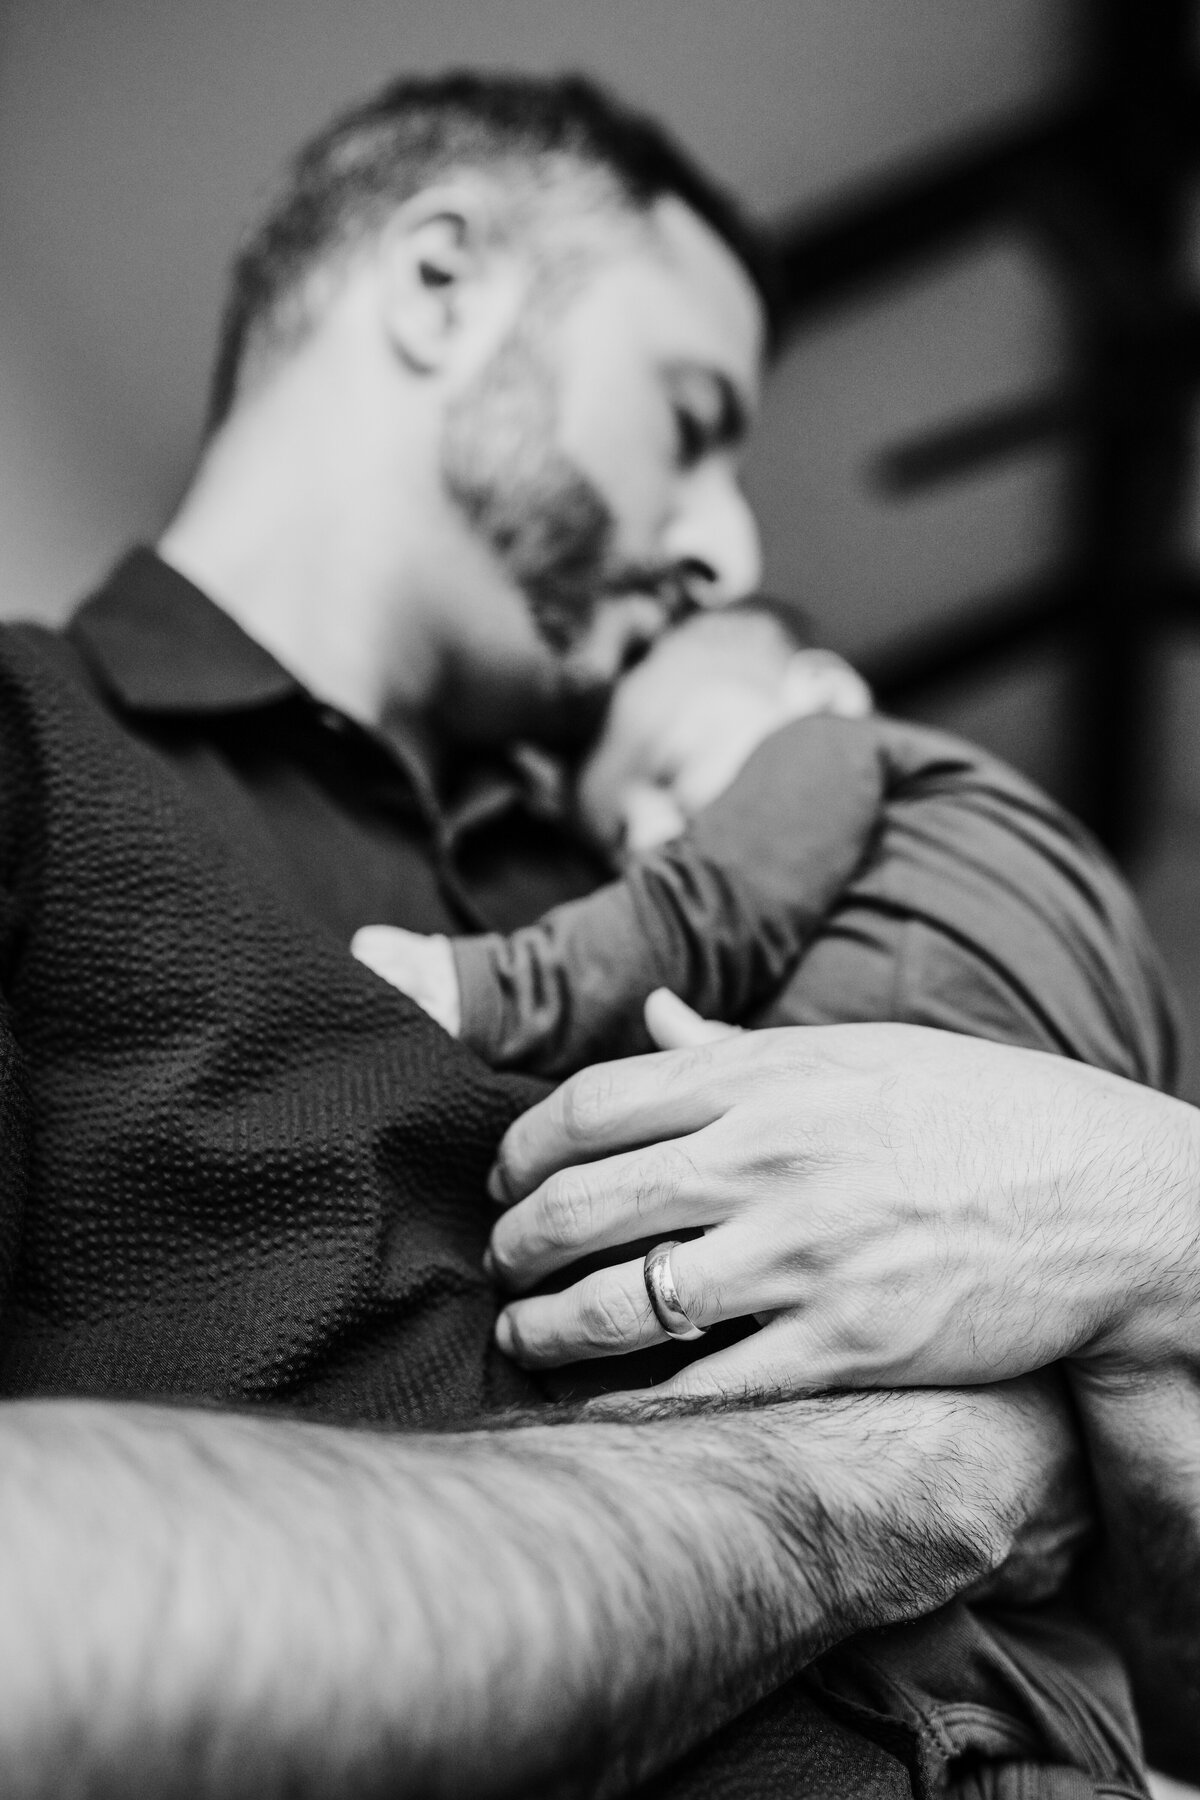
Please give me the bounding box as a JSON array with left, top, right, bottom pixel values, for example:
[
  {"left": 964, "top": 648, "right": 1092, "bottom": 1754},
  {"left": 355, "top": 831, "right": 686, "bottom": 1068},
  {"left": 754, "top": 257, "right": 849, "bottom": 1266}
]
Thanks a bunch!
[
  {"left": 522, "top": 666, "right": 612, "bottom": 753},
  {"left": 435, "top": 661, "right": 609, "bottom": 759},
  {"left": 525, "top": 590, "right": 669, "bottom": 750}
]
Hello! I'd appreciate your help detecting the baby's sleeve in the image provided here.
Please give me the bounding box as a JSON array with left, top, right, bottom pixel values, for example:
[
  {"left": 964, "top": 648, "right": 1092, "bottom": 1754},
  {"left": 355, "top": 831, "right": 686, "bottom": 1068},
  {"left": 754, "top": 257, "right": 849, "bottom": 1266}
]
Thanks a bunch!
[
  {"left": 754, "top": 716, "right": 1181, "bottom": 1092},
  {"left": 451, "top": 715, "right": 885, "bottom": 1078}
]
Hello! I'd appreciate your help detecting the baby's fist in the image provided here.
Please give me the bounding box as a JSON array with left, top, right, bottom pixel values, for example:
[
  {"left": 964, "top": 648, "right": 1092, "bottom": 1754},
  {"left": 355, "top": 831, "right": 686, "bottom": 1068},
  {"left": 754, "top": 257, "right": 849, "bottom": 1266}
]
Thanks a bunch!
[{"left": 352, "top": 926, "right": 462, "bottom": 1038}]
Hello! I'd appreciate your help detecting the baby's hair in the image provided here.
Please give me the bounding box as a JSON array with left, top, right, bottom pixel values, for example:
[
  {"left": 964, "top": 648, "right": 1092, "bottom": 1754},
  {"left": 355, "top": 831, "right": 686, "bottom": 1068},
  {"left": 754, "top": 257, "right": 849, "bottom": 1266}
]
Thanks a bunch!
[
  {"left": 717, "top": 594, "right": 814, "bottom": 650},
  {"left": 660, "top": 596, "right": 815, "bottom": 671}
]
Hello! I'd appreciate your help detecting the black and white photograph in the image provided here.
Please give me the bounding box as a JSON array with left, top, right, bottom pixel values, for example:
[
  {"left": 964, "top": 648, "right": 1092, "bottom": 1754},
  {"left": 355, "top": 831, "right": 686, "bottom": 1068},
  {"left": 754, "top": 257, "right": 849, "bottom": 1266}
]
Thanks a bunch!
[{"left": 0, "top": 3, "right": 1198, "bottom": 1795}]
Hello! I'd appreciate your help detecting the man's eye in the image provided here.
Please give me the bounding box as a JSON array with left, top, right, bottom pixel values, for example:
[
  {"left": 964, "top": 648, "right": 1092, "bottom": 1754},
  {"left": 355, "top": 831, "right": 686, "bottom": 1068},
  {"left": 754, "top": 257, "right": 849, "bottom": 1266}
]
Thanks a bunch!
[{"left": 673, "top": 409, "right": 706, "bottom": 467}]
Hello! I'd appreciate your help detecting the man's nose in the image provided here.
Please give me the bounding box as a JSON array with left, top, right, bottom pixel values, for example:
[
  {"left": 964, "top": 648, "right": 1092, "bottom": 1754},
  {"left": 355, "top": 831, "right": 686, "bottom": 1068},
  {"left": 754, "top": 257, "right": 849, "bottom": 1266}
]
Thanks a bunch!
[{"left": 664, "top": 463, "right": 762, "bottom": 608}]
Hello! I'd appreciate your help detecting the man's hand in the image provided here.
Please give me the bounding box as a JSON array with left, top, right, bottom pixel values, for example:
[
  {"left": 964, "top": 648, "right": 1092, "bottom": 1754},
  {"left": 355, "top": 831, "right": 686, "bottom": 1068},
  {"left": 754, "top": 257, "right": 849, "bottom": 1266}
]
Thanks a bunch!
[{"left": 486, "top": 1016, "right": 1200, "bottom": 1395}]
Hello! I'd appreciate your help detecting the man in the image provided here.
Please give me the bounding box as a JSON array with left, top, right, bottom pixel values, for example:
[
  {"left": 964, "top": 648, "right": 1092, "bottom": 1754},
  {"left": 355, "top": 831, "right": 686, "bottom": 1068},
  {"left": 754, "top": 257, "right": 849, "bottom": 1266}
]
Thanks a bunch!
[{"left": 0, "top": 70, "right": 1171, "bottom": 1795}]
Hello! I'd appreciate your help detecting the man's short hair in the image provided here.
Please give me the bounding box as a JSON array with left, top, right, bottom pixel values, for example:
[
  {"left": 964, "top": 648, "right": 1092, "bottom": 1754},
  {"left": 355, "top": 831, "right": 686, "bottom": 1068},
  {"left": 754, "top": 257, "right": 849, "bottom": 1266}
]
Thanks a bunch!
[{"left": 207, "top": 70, "right": 781, "bottom": 427}]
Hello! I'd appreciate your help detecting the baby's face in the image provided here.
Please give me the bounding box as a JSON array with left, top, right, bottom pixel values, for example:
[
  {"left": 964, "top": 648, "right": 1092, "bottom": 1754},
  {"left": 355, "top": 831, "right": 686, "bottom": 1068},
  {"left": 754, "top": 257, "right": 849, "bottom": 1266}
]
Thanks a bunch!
[
  {"left": 583, "top": 676, "right": 779, "bottom": 857},
  {"left": 576, "top": 610, "right": 817, "bottom": 858},
  {"left": 577, "top": 609, "right": 872, "bottom": 859}
]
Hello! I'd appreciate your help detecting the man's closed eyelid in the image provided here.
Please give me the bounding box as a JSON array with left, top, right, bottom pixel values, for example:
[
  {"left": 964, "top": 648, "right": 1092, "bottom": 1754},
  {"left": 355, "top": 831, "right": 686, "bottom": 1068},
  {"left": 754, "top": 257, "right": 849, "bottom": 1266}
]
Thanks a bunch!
[{"left": 673, "top": 407, "right": 707, "bottom": 467}]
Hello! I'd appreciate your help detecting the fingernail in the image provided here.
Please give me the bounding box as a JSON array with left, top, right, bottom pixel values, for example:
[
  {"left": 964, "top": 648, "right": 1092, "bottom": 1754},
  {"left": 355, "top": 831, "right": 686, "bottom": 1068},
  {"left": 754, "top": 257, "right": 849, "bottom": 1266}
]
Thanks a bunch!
[
  {"left": 495, "top": 1310, "right": 514, "bottom": 1356},
  {"left": 487, "top": 1163, "right": 507, "bottom": 1205}
]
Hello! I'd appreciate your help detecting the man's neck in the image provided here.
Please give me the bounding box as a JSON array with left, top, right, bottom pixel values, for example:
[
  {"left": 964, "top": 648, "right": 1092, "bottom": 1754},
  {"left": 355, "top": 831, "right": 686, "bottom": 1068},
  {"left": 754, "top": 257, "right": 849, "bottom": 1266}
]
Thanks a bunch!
[{"left": 158, "top": 403, "right": 442, "bottom": 731}]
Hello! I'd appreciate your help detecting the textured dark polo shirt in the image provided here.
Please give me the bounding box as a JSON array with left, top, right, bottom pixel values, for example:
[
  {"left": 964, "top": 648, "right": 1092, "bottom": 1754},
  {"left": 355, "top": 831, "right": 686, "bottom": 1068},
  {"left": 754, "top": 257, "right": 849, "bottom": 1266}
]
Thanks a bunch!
[
  {"left": 0, "top": 604, "right": 547, "bottom": 1422},
  {"left": 66, "top": 548, "right": 608, "bottom": 943}
]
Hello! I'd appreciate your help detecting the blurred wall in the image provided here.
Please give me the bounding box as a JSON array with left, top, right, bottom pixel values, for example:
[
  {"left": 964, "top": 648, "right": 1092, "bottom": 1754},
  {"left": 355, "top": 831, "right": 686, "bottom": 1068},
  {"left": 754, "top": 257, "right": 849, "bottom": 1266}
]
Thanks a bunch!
[{"left": 743, "top": 227, "right": 1075, "bottom": 788}]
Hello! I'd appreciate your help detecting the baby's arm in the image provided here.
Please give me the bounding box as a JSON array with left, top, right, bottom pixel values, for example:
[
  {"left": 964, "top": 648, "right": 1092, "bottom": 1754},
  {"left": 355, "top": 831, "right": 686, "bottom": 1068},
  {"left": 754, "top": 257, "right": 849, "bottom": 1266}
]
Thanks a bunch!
[
  {"left": 754, "top": 715, "right": 1180, "bottom": 1090},
  {"left": 358, "top": 716, "right": 884, "bottom": 1078}
]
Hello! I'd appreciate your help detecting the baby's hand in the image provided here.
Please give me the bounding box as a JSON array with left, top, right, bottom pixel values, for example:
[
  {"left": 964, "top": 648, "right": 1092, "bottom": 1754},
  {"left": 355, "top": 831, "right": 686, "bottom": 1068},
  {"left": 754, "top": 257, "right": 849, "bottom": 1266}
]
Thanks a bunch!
[
  {"left": 351, "top": 926, "right": 462, "bottom": 1038},
  {"left": 781, "top": 648, "right": 872, "bottom": 722}
]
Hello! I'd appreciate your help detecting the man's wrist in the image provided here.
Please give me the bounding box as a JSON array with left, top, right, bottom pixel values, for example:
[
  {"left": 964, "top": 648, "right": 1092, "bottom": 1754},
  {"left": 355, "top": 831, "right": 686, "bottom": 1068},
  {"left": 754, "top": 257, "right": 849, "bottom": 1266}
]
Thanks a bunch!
[
  {"left": 1066, "top": 1079, "right": 1200, "bottom": 1374},
  {"left": 639, "top": 1385, "right": 1063, "bottom": 1633}
]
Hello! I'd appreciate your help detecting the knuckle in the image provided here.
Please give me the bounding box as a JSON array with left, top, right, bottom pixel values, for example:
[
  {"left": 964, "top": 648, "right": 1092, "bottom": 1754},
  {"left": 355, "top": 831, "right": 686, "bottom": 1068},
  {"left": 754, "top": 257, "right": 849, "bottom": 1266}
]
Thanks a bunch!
[
  {"left": 615, "top": 1144, "right": 688, "bottom": 1221},
  {"left": 659, "top": 1041, "right": 721, "bottom": 1091},
  {"left": 577, "top": 1276, "right": 650, "bottom": 1349},
  {"left": 538, "top": 1170, "right": 596, "bottom": 1252},
  {"left": 557, "top": 1065, "right": 623, "bottom": 1144},
  {"left": 756, "top": 1114, "right": 829, "bottom": 1181}
]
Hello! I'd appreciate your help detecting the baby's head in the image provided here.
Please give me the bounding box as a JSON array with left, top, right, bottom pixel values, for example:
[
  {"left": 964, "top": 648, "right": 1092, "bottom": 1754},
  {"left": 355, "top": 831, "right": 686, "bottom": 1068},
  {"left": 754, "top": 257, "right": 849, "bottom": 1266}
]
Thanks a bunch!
[{"left": 576, "top": 600, "right": 871, "bottom": 860}]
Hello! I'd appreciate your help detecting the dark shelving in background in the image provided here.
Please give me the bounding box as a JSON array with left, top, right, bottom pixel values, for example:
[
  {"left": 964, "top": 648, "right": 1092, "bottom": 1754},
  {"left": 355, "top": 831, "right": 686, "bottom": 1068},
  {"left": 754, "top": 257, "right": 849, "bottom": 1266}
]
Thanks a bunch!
[{"left": 771, "top": 0, "right": 1200, "bottom": 864}]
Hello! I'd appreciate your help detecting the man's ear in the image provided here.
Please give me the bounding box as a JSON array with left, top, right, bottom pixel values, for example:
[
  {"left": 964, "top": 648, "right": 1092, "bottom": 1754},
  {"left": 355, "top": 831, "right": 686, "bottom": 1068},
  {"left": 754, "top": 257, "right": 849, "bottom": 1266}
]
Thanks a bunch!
[{"left": 375, "top": 189, "right": 504, "bottom": 376}]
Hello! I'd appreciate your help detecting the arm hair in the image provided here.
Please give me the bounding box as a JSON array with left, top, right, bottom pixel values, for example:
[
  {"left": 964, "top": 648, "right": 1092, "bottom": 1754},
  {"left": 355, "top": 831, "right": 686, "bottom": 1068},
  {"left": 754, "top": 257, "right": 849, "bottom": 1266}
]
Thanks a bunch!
[{"left": 0, "top": 1381, "right": 1061, "bottom": 1798}]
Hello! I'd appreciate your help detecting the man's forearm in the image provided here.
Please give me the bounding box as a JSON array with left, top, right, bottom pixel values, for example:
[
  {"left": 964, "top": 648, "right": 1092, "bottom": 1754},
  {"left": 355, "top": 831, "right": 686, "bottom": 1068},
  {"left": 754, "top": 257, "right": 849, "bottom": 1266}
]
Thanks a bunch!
[
  {"left": 0, "top": 1382, "right": 1063, "bottom": 1799},
  {"left": 1071, "top": 1363, "right": 1200, "bottom": 1779}
]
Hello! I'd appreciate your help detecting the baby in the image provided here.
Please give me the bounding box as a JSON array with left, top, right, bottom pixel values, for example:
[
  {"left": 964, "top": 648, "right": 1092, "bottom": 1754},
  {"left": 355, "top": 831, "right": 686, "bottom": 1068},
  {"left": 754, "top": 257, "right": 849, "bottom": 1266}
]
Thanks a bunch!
[
  {"left": 572, "top": 598, "right": 873, "bottom": 860},
  {"left": 352, "top": 601, "right": 879, "bottom": 1074},
  {"left": 352, "top": 597, "right": 1175, "bottom": 1093}
]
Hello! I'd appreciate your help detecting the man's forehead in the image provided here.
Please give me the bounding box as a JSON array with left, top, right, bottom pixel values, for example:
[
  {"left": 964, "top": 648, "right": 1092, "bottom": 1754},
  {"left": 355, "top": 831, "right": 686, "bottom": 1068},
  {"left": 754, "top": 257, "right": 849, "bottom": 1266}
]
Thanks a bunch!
[
  {"left": 650, "top": 196, "right": 765, "bottom": 327},
  {"left": 584, "top": 195, "right": 766, "bottom": 403}
]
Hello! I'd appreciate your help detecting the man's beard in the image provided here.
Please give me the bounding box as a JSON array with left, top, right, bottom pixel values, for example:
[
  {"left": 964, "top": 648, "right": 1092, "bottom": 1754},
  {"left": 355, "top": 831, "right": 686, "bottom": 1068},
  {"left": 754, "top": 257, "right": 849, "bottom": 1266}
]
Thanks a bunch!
[{"left": 440, "top": 318, "right": 674, "bottom": 656}]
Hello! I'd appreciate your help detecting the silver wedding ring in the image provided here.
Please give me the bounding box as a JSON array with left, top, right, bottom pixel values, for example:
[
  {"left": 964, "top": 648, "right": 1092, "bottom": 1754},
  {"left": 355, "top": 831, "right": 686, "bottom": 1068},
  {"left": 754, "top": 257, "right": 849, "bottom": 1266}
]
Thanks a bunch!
[{"left": 643, "top": 1240, "right": 708, "bottom": 1341}]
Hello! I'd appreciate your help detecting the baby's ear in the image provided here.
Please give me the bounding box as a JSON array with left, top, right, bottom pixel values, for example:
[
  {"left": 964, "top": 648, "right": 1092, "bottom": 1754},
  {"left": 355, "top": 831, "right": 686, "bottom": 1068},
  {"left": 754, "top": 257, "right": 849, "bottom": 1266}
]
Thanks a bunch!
[{"left": 781, "top": 651, "right": 873, "bottom": 721}]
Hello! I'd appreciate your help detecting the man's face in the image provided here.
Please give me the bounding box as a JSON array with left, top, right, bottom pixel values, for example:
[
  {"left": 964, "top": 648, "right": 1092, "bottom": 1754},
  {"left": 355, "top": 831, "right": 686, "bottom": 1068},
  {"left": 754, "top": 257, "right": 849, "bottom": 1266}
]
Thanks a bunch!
[{"left": 438, "top": 196, "right": 766, "bottom": 744}]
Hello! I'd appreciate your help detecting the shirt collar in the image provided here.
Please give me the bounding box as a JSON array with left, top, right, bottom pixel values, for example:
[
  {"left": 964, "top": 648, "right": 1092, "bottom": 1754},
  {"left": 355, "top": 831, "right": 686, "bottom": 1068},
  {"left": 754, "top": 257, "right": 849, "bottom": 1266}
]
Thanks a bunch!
[
  {"left": 68, "top": 546, "right": 301, "bottom": 715},
  {"left": 67, "top": 545, "right": 569, "bottom": 840}
]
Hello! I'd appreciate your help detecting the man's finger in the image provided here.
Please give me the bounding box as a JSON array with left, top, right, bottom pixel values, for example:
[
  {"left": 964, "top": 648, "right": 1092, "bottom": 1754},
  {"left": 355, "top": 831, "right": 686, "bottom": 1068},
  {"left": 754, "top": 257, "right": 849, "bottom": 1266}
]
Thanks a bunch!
[
  {"left": 644, "top": 989, "right": 741, "bottom": 1051},
  {"left": 497, "top": 1257, "right": 666, "bottom": 1366},
  {"left": 490, "top": 1039, "right": 749, "bottom": 1205},
  {"left": 489, "top": 1131, "right": 724, "bottom": 1292},
  {"left": 496, "top": 1230, "right": 738, "bottom": 1367},
  {"left": 652, "top": 1311, "right": 831, "bottom": 1402}
]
